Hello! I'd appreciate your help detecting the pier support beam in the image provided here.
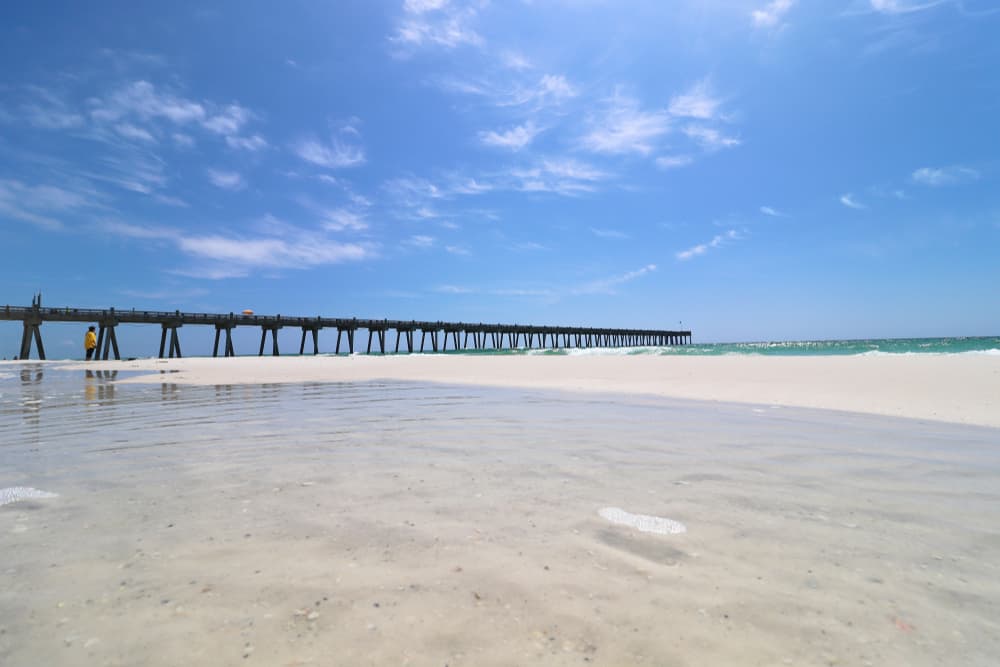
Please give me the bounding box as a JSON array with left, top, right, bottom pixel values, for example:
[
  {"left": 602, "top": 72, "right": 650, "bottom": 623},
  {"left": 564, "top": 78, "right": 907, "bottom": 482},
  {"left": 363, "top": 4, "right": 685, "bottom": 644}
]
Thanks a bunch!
[
  {"left": 214, "top": 324, "right": 236, "bottom": 357},
  {"left": 159, "top": 323, "right": 182, "bottom": 358},
  {"left": 19, "top": 320, "right": 45, "bottom": 360},
  {"left": 299, "top": 326, "right": 320, "bottom": 355},
  {"left": 95, "top": 321, "right": 121, "bottom": 360},
  {"left": 259, "top": 325, "right": 282, "bottom": 356}
]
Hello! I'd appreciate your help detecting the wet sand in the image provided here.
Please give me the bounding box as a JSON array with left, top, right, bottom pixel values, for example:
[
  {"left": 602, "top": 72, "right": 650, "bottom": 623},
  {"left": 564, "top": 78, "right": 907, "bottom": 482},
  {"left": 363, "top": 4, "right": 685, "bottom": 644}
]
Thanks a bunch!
[
  {"left": 56, "top": 353, "right": 1000, "bottom": 428},
  {"left": 2, "top": 366, "right": 999, "bottom": 665}
]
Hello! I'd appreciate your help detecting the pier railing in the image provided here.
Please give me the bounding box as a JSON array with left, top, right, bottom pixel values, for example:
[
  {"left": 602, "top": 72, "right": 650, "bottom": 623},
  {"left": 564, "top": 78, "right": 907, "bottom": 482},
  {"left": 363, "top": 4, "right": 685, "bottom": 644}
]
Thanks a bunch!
[{"left": 2, "top": 303, "right": 692, "bottom": 360}]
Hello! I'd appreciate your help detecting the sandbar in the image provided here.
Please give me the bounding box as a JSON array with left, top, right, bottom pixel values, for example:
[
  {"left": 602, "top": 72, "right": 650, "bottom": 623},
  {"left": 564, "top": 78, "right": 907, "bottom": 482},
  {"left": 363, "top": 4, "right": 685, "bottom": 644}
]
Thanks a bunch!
[{"left": 60, "top": 353, "right": 1000, "bottom": 428}]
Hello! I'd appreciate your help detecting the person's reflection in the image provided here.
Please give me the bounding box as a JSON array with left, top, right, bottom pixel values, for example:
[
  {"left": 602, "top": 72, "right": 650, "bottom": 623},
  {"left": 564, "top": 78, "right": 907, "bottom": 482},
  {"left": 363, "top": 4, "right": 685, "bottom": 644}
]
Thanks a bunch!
[
  {"left": 85, "top": 369, "right": 119, "bottom": 403},
  {"left": 85, "top": 369, "right": 97, "bottom": 402}
]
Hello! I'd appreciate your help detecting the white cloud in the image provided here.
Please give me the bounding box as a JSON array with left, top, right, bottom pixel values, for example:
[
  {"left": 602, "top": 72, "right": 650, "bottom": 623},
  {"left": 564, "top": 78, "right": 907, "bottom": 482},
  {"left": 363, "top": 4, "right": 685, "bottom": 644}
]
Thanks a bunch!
[
  {"left": 202, "top": 104, "right": 251, "bottom": 135},
  {"left": 511, "top": 158, "right": 610, "bottom": 195},
  {"left": 436, "top": 73, "right": 576, "bottom": 110},
  {"left": 839, "top": 193, "right": 866, "bottom": 209},
  {"left": 437, "top": 285, "right": 474, "bottom": 294},
  {"left": 0, "top": 178, "right": 96, "bottom": 230},
  {"left": 385, "top": 176, "right": 445, "bottom": 203},
  {"left": 393, "top": 3, "right": 482, "bottom": 50},
  {"left": 19, "top": 86, "right": 84, "bottom": 129},
  {"left": 656, "top": 155, "right": 694, "bottom": 170},
  {"left": 178, "top": 234, "right": 372, "bottom": 268},
  {"left": 98, "top": 220, "right": 177, "bottom": 239},
  {"left": 294, "top": 123, "right": 365, "bottom": 168},
  {"left": 534, "top": 74, "right": 576, "bottom": 102},
  {"left": 405, "top": 235, "right": 435, "bottom": 248},
  {"left": 581, "top": 90, "right": 670, "bottom": 155},
  {"left": 449, "top": 177, "right": 494, "bottom": 195},
  {"left": 116, "top": 122, "right": 157, "bottom": 143},
  {"left": 90, "top": 80, "right": 206, "bottom": 125},
  {"left": 676, "top": 230, "right": 740, "bottom": 261},
  {"left": 226, "top": 134, "right": 268, "bottom": 151},
  {"left": 870, "top": 0, "right": 948, "bottom": 14},
  {"left": 683, "top": 125, "right": 740, "bottom": 150},
  {"left": 669, "top": 80, "right": 722, "bottom": 120},
  {"left": 574, "top": 264, "right": 657, "bottom": 295},
  {"left": 540, "top": 158, "right": 607, "bottom": 182},
  {"left": 445, "top": 245, "right": 470, "bottom": 255},
  {"left": 321, "top": 208, "right": 368, "bottom": 231},
  {"left": 760, "top": 206, "right": 782, "bottom": 216},
  {"left": 752, "top": 0, "right": 796, "bottom": 27},
  {"left": 478, "top": 121, "right": 541, "bottom": 151},
  {"left": 172, "top": 133, "right": 194, "bottom": 148},
  {"left": 911, "top": 165, "right": 980, "bottom": 186},
  {"left": 207, "top": 168, "right": 245, "bottom": 191},
  {"left": 591, "top": 228, "right": 629, "bottom": 239},
  {"left": 501, "top": 51, "right": 533, "bottom": 71},
  {"left": 404, "top": 0, "right": 449, "bottom": 12},
  {"left": 23, "top": 104, "right": 84, "bottom": 129},
  {"left": 840, "top": 192, "right": 868, "bottom": 210}
]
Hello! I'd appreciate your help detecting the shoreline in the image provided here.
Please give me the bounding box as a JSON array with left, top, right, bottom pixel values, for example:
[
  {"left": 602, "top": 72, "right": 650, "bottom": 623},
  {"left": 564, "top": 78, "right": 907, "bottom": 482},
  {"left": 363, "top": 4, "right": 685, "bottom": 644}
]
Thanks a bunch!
[{"left": 19, "top": 353, "right": 1000, "bottom": 429}]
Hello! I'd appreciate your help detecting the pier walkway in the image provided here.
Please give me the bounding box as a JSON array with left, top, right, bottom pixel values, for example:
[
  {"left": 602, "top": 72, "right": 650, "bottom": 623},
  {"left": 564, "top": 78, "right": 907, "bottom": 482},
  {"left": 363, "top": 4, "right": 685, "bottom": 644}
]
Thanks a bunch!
[{"left": 3, "top": 300, "right": 691, "bottom": 360}]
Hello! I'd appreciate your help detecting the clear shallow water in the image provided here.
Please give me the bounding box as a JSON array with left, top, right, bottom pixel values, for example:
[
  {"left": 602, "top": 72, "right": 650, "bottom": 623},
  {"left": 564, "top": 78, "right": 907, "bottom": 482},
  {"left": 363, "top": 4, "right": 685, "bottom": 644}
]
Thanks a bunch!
[
  {"left": 2, "top": 366, "right": 1000, "bottom": 666},
  {"left": 476, "top": 335, "right": 1000, "bottom": 357}
]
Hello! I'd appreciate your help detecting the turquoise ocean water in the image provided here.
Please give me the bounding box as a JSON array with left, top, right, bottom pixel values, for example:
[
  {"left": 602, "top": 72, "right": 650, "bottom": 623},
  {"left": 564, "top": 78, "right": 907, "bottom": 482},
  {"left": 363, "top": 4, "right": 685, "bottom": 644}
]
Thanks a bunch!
[{"left": 445, "top": 336, "right": 1000, "bottom": 357}]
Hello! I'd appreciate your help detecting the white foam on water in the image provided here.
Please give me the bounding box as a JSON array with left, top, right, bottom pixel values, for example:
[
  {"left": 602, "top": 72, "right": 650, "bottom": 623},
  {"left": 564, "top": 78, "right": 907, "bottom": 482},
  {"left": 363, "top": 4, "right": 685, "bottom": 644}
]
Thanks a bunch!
[
  {"left": 0, "top": 487, "right": 59, "bottom": 507},
  {"left": 599, "top": 507, "right": 686, "bottom": 535}
]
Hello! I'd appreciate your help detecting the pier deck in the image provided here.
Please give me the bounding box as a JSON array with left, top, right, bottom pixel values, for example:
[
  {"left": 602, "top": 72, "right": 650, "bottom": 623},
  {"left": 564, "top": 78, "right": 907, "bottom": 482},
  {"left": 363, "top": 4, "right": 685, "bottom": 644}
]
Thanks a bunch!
[{"left": 3, "top": 302, "right": 691, "bottom": 360}]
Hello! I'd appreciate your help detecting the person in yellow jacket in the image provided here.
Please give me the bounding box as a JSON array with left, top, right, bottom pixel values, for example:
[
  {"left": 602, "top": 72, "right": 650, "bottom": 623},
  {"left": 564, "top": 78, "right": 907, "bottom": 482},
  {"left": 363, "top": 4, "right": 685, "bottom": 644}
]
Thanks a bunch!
[{"left": 85, "top": 326, "right": 97, "bottom": 361}]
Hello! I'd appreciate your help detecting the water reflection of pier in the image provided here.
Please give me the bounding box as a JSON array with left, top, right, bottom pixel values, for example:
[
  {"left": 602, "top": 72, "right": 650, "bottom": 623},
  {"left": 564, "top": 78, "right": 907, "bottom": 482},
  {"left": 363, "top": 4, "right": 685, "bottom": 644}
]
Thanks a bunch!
[{"left": 4, "top": 299, "right": 693, "bottom": 360}]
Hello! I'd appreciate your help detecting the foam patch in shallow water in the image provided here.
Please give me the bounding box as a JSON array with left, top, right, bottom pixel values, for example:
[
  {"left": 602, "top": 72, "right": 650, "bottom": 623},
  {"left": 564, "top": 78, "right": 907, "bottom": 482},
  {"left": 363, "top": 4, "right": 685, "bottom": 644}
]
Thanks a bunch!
[
  {"left": 599, "top": 507, "right": 686, "bottom": 535},
  {"left": 0, "top": 487, "right": 59, "bottom": 506}
]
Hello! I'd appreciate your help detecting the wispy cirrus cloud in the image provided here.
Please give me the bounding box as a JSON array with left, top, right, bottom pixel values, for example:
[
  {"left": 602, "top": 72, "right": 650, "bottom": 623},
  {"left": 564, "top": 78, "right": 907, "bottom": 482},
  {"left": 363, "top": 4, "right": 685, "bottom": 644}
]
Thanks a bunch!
[
  {"left": 438, "top": 73, "right": 577, "bottom": 110},
  {"left": 512, "top": 158, "right": 610, "bottom": 195},
  {"left": 21, "top": 85, "right": 85, "bottom": 129},
  {"left": 0, "top": 178, "right": 100, "bottom": 230},
  {"left": 106, "top": 218, "right": 375, "bottom": 276},
  {"left": 392, "top": 0, "right": 483, "bottom": 51},
  {"left": 293, "top": 120, "right": 365, "bottom": 168},
  {"left": 590, "top": 227, "right": 629, "bottom": 240},
  {"left": 840, "top": 193, "right": 867, "bottom": 209},
  {"left": 89, "top": 80, "right": 207, "bottom": 125},
  {"left": 478, "top": 121, "right": 541, "bottom": 151},
  {"left": 760, "top": 205, "right": 783, "bottom": 217},
  {"left": 574, "top": 264, "right": 657, "bottom": 295},
  {"left": 911, "top": 165, "right": 980, "bottom": 186},
  {"left": 682, "top": 125, "right": 740, "bottom": 150},
  {"left": 320, "top": 208, "right": 368, "bottom": 231},
  {"left": 752, "top": 0, "right": 797, "bottom": 27},
  {"left": 869, "top": 0, "right": 948, "bottom": 14},
  {"left": 207, "top": 168, "right": 245, "bottom": 191},
  {"left": 23, "top": 79, "right": 266, "bottom": 154},
  {"left": 177, "top": 234, "right": 371, "bottom": 269},
  {"left": 581, "top": 89, "right": 670, "bottom": 155},
  {"left": 226, "top": 134, "right": 268, "bottom": 151},
  {"left": 676, "top": 229, "right": 741, "bottom": 261},
  {"left": 115, "top": 122, "right": 157, "bottom": 143},
  {"left": 656, "top": 155, "right": 694, "bottom": 170},
  {"left": 404, "top": 234, "right": 435, "bottom": 248},
  {"left": 668, "top": 80, "right": 722, "bottom": 120}
]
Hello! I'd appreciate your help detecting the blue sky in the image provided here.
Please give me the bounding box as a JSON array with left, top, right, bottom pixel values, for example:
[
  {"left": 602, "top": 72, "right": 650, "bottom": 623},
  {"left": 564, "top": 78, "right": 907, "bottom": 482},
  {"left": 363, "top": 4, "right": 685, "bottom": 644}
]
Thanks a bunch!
[{"left": 2, "top": 0, "right": 999, "bottom": 355}]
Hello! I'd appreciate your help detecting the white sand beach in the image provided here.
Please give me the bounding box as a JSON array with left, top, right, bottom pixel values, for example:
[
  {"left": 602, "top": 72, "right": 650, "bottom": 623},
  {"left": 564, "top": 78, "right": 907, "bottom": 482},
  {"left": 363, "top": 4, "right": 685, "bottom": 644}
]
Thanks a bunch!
[{"left": 76, "top": 353, "right": 1000, "bottom": 428}]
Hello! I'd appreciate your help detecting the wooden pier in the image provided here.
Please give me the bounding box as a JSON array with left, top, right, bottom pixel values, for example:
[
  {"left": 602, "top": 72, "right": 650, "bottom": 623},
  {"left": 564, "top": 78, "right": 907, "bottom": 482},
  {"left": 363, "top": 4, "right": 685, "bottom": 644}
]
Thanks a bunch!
[{"left": 2, "top": 298, "right": 692, "bottom": 360}]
